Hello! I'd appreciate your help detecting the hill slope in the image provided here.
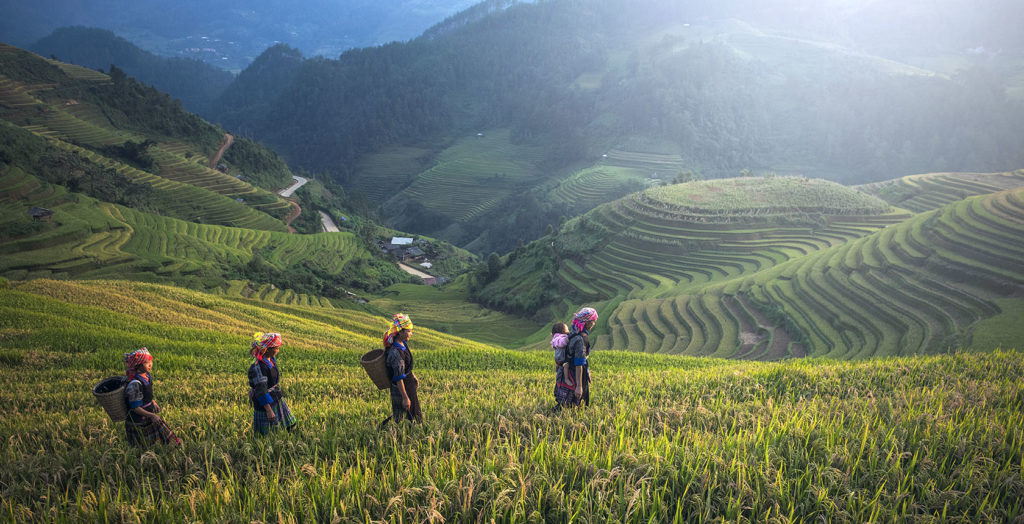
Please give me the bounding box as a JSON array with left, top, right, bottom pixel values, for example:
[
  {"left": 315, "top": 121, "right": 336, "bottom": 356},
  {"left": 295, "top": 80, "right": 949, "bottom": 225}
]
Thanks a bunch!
[
  {"left": 211, "top": 0, "right": 1024, "bottom": 254},
  {"left": 0, "top": 278, "right": 1021, "bottom": 521},
  {"left": 0, "top": 169, "right": 408, "bottom": 296},
  {"left": 599, "top": 184, "right": 1024, "bottom": 358},
  {"left": 0, "top": 44, "right": 295, "bottom": 229}
]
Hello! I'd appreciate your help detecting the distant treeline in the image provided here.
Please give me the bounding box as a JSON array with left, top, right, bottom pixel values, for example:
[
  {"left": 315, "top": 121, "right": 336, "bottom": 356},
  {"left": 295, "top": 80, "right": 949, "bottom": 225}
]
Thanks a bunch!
[
  {"left": 31, "top": 27, "right": 234, "bottom": 116},
  {"left": 213, "top": 0, "right": 1024, "bottom": 183}
]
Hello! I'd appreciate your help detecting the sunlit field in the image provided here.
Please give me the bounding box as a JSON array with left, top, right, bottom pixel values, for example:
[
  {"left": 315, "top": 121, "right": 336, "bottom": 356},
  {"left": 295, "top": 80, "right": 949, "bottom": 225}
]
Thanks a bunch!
[{"left": 1, "top": 280, "right": 1021, "bottom": 522}]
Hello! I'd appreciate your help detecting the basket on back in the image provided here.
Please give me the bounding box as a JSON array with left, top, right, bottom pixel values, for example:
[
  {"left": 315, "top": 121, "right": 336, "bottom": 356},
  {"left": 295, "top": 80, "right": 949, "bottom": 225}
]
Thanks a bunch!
[
  {"left": 93, "top": 376, "right": 127, "bottom": 422},
  {"left": 361, "top": 349, "right": 391, "bottom": 390}
]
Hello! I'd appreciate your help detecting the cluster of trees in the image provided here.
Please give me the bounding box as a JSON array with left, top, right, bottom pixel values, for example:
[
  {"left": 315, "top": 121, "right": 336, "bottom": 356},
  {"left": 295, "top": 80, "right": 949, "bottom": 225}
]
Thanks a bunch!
[
  {"left": 221, "top": 136, "right": 292, "bottom": 190},
  {"left": 0, "top": 123, "right": 160, "bottom": 212},
  {"left": 229, "top": 248, "right": 408, "bottom": 298},
  {"left": 31, "top": 27, "right": 233, "bottom": 116}
]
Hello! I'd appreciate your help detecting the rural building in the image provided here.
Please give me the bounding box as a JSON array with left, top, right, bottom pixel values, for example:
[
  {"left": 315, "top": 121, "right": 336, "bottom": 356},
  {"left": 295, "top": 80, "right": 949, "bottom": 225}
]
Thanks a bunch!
[{"left": 27, "top": 206, "right": 53, "bottom": 221}]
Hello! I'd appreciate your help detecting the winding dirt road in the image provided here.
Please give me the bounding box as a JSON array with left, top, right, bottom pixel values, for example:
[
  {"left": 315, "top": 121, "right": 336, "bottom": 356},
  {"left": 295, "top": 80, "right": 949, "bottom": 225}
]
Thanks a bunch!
[{"left": 209, "top": 133, "right": 234, "bottom": 169}]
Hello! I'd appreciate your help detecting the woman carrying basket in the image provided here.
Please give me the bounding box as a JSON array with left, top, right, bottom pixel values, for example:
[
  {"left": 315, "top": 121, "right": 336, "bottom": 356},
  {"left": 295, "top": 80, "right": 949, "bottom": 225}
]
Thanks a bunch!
[
  {"left": 123, "top": 348, "right": 182, "bottom": 447},
  {"left": 379, "top": 314, "right": 422, "bottom": 428},
  {"left": 248, "top": 332, "right": 297, "bottom": 435}
]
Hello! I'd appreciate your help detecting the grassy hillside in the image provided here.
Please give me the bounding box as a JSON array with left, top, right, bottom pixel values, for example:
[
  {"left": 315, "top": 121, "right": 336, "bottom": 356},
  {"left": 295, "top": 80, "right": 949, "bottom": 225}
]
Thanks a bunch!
[
  {"left": 0, "top": 279, "right": 1021, "bottom": 521},
  {"left": 600, "top": 186, "right": 1024, "bottom": 358},
  {"left": 481, "top": 177, "right": 901, "bottom": 310},
  {"left": 858, "top": 170, "right": 1024, "bottom": 213},
  {"left": 0, "top": 170, "right": 408, "bottom": 295},
  {"left": 0, "top": 44, "right": 294, "bottom": 228}
]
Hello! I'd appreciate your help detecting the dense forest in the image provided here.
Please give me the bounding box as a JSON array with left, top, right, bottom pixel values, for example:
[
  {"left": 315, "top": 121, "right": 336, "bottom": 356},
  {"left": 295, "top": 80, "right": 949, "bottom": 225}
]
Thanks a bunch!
[{"left": 30, "top": 27, "right": 233, "bottom": 116}]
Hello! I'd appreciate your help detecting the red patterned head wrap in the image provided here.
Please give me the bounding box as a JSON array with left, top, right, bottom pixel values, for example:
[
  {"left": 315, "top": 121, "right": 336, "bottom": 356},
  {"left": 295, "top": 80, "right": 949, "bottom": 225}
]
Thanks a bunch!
[
  {"left": 124, "top": 347, "right": 153, "bottom": 380},
  {"left": 251, "top": 332, "right": 283, "bottom": 360}
]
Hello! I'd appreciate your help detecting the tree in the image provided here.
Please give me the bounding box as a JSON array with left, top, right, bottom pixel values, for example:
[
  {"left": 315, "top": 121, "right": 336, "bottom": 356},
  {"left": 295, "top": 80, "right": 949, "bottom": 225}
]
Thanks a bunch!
[{"left": 486, "top": 252, "right": 502, "bottom": 281}]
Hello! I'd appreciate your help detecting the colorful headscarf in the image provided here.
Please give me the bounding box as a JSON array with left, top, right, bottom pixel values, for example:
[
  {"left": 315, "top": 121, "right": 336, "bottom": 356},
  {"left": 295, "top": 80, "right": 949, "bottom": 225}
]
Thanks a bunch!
[
  {"left": 251, "top": 332, "right": 283, "bottom": 360},
  {"left": 124, "top": 347, "right": 153, "bottom": 380},
  {"left": 382, "top": 313, "right": 414, "bottom": 348},
  {"left": 572, "top": 307, "right": 599, "bottom": 332}
]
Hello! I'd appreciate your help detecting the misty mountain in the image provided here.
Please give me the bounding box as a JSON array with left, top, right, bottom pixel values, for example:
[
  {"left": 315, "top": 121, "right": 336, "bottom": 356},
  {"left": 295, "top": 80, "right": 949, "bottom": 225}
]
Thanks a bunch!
[
  {"left": 207, "top": 0, "right": 1024, "bottom": 254},
  {"left": 1, "top": 0, "right": 479, "bottom": 71},
  {"left": 29, "top": 27, "right": 233, "bottom": 116}
]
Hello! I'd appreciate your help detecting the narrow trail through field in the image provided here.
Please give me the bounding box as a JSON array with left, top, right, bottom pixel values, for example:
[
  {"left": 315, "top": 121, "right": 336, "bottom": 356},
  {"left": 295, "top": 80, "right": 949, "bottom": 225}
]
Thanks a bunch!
[
  {"left": 284, "top": 201, "right": 301, "bottom": 233},
  {"left": 209, "top": 133, "right": 233, "bottom": 169},
  {"left": 320, "top": 211, "right": 339, "bottom": 232},
  {"left": 398, "top": 263, "right": 433, "bottom": 279}
]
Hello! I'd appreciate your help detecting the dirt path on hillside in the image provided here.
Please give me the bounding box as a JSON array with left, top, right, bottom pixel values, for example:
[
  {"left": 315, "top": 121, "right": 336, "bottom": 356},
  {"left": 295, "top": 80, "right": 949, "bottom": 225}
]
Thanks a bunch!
[
  {"left": 209, "top": 133, "right": 234, "bottom": 169},
  {"left": 284, "top": 201, "right": 301, "bottom": 233}
]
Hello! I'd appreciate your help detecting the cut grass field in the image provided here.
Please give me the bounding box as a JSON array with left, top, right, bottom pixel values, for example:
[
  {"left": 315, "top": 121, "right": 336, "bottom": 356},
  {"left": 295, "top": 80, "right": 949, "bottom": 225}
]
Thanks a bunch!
[{"left": 0, "top": 279, "right": 1021, "bottom": 522}]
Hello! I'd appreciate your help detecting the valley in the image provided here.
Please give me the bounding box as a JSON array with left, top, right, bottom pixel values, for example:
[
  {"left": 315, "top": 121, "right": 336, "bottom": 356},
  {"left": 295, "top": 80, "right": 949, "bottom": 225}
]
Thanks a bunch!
[{"left": 1, "top": 0, "right": 1023, "bottom": 520}]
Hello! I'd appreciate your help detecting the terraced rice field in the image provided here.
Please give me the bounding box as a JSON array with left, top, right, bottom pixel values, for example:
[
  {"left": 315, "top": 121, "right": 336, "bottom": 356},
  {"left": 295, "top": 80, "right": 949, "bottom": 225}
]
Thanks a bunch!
[
  {"left": 550, "top": 165, "right": 652, "bottom": 211},
  {"left": 559, "top": 178, "right": 905, "bottom": 301},
  {"left": 0, "top": 173, "right": 372, "bottom": 285},
  {"left": 601, "top": 187, "right": 1024, "bottom": 359},
  {"left": 389, "top": 130, "right": 546, "bottom": 222},
  {"left": 349, "top": 145, "right": 434, "bottom": 202},
  {"left": 0, "top": 60, "right": 293, "bottom": 222},
  {"left": 859, "top": 170, "right": 1024, "bottom": 213},
  {"left": 46, "top": 141, "right": 288, "bottom": 231},
  {"left": 601, "top": 148, "right": 687, "bottom": 173}
]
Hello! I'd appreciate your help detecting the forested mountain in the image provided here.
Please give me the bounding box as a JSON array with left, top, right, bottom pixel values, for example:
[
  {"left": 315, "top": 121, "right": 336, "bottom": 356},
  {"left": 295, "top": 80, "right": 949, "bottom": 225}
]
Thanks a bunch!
[
  {"left": 1, "top": 0, "right": 478, "bottom": 71},
  {"left": 29, "top": 27, "right": 233, "bottom": 116},
  {"left": 206, "top": 0, "right": 1024, "bottom": 254}
]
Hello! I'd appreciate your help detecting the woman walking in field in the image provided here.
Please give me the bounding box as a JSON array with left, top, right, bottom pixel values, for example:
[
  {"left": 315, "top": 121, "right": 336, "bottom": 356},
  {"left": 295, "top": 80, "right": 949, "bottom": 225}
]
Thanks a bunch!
[
  {"left": 248, "top": 332, "right": 297, "bottom": 435},
  {"left": 379, "top": 313, "right": 422, "bottom": 428},
  {"left": 123, "top": 348, "right": 182, "bottom": 447},
  {"left": 555, "top": 307, "right": 598, "bottom": 408}
]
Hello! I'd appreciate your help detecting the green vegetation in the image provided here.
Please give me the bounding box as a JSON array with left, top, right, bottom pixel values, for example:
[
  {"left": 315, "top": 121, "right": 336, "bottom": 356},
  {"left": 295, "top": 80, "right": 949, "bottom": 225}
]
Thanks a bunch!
[
  {"left": 0, "top": 279, "right": 1022, "bottom": 521},
  {"left": 0, "top": 171, "right": 408, "bottom": 295},
  {"left": 372, "top": 281, "right": 543, "bottom": 347},
  {"left": 481, "top": 177, "right": 902, "bottom": 315},
  {"left": 858, "top": 170, "right": 1024, "bottom": 213},
  {"left": 0, "top": 44, "right": 297, "bottom": 228},
  {"left": 30, "top": 27, "right": 234, "bottom": 116},
  {"left": 599, "top": 187, "right": 1024, "bottom": 358}
]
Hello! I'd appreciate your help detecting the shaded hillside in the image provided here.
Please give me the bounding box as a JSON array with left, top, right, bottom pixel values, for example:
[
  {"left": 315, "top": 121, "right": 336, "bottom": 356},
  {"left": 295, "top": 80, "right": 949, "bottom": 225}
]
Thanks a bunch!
[
  {"left": 211, "top": 0, "right": 1024, "bottom": 254},
  {"left": 2, "top": 0, "right": 479, "bottom": 71},
  {"left": 0, "top": 44, "right": 295, "bottom": 229},
  {"left": 30, "top": 27, "right": 233, "bottom": 116}
]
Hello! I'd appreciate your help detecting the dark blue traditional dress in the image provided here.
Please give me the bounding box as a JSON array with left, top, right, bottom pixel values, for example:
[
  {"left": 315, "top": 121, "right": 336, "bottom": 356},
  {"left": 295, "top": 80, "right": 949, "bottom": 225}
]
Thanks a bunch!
[
  {"left": 554, "top": 328, "right": 591, "bottom": 408},
  {"left": 248, "top": 356, "right": 297, "bottom": 435},
  {"left": 124, "top": 372, "right": 181, "bottom": 446},
  {"left": 383, "top": 340, "right": 422, "bottom": 424}
]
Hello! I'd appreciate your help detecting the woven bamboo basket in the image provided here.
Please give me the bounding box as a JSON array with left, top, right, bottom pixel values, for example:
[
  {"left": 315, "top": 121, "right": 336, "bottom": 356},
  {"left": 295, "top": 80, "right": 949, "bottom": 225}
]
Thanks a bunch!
[
  {"left": 93, "top": 376, "right": 128, "bottom": 422},
  {"left": 361, "top": 349, "right": 391, "bottom": 390}
]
